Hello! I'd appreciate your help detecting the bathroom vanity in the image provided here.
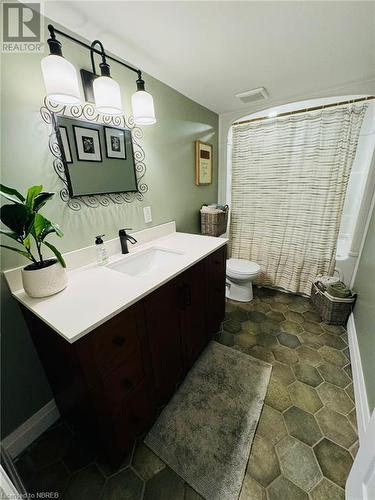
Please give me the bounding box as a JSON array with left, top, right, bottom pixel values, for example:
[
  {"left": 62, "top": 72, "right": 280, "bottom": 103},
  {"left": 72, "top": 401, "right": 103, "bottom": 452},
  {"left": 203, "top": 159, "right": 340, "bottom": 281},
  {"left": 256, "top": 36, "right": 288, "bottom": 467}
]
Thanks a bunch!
[{"left": 5, "top": 225, "right": 227, "bottom": 463}]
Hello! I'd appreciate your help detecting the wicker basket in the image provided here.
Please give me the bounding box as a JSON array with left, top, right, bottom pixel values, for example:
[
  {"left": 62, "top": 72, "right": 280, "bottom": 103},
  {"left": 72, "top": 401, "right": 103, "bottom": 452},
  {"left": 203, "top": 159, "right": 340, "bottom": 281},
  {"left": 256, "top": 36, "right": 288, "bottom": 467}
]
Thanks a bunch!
[
  {"left": 310, "top": 282, "right": 356, "bottom": 325},
  {"left": 200, "top": 206, "right": 229, "bottom": 237}
]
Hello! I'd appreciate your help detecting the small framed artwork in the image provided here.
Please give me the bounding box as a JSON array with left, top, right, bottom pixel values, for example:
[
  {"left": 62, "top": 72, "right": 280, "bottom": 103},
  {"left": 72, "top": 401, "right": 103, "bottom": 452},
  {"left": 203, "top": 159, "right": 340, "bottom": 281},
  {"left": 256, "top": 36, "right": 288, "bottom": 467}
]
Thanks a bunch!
[
  {"left": 104, "top": 127, "right": 126, "bottom": 160},
  {"left": 195, "top": 141, "right": 213, "bottom": 185},
  {"left": 73, "top": 125, "right": 102, "bottom": 162},
  {"left": 58, "top": 126, "right": 72, "bottom": 163}
]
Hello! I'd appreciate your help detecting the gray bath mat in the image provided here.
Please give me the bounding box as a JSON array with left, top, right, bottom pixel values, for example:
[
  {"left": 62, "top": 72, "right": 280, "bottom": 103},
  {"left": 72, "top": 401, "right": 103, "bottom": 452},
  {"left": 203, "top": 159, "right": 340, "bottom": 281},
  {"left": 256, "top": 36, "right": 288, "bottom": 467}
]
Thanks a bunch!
[{"left": 144, "top": 341, "right": 272, "bottom": 500}]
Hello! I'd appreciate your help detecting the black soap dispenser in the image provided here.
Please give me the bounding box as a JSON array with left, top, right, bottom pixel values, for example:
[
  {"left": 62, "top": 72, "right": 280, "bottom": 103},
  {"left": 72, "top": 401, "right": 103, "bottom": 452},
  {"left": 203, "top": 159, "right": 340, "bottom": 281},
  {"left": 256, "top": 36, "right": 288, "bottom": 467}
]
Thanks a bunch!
[{"left": 95, "top": 235, "right": 109, "bottom": 266}]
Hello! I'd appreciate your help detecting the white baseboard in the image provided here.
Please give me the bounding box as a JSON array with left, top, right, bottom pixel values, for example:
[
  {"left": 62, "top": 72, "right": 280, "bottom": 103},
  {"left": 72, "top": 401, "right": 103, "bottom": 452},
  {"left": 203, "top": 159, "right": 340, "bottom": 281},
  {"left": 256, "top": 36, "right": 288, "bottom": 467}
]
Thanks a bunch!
[
  {"left": 1, "top": 400, "right": 60, "bottom": 459},
  {"left": 347, "top": 313, "right": 371, "bottom": 443}
]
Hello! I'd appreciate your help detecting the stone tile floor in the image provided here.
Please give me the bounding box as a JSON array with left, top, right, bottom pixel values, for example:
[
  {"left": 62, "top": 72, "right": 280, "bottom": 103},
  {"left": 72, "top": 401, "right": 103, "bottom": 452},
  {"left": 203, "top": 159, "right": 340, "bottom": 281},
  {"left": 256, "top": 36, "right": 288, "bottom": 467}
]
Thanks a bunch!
[
  {"left": 14, "top": 286, "right": 357, "bottom": 499},
  {"left": 220, "top": 286, "right": 357, "bottom": 500}
]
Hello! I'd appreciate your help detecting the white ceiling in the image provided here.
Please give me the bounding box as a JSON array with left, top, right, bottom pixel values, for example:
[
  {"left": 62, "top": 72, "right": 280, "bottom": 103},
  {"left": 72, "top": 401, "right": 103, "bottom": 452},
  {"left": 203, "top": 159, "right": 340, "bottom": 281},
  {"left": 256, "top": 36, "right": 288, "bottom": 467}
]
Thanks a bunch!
[{"left": 46, "top": 1, "right": 375, "bottom": 114}]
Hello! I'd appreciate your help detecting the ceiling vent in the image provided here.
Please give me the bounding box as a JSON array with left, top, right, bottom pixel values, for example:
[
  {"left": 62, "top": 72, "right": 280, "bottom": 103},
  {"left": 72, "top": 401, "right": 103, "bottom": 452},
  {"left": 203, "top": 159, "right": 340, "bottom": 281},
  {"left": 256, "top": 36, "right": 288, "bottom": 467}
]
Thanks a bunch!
[{"left": 235, "top": 87, "right": 268, "bottom": 104}]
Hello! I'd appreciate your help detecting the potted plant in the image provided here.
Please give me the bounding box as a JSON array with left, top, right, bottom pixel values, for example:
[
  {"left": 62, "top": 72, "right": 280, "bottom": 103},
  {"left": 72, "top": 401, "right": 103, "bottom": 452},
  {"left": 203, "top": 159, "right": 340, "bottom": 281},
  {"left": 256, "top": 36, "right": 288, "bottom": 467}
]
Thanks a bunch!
[{"left": 0, "top": 184, "right": 67, "bottom": 298}]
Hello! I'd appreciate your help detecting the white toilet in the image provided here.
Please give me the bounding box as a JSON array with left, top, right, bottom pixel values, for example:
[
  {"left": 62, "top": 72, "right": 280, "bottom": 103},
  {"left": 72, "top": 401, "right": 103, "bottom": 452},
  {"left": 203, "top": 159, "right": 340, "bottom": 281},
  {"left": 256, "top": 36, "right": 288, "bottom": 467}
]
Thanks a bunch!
[{"left": 226, "top": 258, "right": 261, "bottom": 302}]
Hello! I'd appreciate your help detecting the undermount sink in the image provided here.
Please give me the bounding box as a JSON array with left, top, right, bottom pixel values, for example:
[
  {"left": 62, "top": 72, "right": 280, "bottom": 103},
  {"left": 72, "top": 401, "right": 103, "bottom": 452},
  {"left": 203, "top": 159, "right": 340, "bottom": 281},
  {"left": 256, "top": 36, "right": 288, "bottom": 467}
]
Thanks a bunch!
[{"left": 107, "top": 247, "right": 184, "bottom": 278}]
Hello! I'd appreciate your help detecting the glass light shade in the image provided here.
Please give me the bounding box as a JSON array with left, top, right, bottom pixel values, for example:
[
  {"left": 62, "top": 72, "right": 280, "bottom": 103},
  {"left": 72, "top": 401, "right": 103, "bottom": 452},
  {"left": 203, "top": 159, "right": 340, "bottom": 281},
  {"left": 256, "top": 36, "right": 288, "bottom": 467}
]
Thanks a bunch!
[
  {"left": 93, "top": 76, "right": 123, "bottom": 115},
  {"left": 41, "top": 54, "right": 81, "bottom": 104},
  {"left": 131, "top": 90, "right": 156, "bottom": 125}
]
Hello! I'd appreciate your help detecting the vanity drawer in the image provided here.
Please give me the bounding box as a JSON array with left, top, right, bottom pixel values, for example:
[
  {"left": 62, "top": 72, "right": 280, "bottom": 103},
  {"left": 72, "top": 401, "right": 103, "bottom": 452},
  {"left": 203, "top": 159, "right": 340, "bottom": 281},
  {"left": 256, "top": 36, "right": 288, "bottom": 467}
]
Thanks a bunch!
[
  {"left": 78, "top": 304, "right": 142, "bottom": 379},
  {"left": 107, "top": 382, "right": 155, "bottom": 458},
  {"left": 102, "top": 352, "right": 145, "bottom": 411}
]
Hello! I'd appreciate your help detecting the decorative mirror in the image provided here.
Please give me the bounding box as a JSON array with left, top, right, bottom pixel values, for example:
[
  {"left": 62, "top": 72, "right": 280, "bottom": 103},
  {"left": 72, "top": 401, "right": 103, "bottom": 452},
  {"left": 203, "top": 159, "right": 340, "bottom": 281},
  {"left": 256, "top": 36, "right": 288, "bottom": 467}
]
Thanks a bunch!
[{"left": 40, "top": 98, "right": 148, "bottom": 210}]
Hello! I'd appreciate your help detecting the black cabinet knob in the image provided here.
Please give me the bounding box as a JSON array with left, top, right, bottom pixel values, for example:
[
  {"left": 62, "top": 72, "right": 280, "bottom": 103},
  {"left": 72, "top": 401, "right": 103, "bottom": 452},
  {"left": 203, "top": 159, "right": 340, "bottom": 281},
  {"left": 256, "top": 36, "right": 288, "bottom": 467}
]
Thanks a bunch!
[{"left": 112, "top": 335, "right": 125, "bottom": 347}]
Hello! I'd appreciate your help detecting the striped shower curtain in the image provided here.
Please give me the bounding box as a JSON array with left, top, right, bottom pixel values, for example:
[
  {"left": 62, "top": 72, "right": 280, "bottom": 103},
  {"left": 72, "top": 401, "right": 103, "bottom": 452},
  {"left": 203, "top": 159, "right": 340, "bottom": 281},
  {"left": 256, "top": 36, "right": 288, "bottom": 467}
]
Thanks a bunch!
[{"left": 230, "top": 104, "right": 367, "bottom": 295}]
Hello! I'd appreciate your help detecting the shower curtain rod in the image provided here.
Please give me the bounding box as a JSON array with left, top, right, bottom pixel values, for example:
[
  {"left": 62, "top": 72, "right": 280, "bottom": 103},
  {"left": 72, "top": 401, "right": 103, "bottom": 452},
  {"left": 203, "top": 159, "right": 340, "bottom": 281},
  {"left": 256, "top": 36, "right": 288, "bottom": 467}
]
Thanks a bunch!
[{"left": 232, "top": 95, "right": 375, "bottom": 126}]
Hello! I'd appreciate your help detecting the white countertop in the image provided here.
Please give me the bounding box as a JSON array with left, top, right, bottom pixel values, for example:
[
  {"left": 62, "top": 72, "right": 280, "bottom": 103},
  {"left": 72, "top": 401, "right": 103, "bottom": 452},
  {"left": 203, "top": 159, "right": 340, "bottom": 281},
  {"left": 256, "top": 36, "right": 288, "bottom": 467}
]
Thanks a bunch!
[{"left": 6, "top": 229, "right": 227, "bottom": 343}]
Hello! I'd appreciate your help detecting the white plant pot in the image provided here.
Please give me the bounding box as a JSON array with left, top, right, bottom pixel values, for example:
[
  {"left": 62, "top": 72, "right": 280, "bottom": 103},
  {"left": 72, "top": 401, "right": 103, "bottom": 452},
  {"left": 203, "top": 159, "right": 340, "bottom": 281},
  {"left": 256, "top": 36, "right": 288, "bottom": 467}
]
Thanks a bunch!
[{"left": 21, "top": 260, "right": 68, "bottom": 298}]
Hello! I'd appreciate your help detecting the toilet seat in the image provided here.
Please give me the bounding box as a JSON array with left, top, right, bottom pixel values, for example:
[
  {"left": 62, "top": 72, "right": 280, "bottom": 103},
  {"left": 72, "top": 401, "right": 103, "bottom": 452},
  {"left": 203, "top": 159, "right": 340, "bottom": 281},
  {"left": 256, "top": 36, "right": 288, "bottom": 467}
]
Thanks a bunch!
[{"left": 227, "top": 258, "right": 260, "bottom": 279}]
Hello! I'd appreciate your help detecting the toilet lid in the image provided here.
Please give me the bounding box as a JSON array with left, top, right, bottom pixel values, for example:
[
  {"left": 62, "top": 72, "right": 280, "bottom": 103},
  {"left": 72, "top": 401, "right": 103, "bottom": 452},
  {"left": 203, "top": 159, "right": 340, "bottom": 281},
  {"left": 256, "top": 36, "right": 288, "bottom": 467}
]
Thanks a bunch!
[{"left": 227, "top": 258, "right": 260, "bottom": 275}]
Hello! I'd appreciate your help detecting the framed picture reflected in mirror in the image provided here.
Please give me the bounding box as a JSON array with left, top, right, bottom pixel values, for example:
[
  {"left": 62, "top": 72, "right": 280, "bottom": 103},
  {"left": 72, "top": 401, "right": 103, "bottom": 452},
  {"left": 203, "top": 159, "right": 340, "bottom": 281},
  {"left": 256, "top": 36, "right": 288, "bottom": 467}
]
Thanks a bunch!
[
  {"left": 104, "top": 127, "right": 126, "bottom": 160},
  {"left": 73, "top": 125, "right": 102, "bottom": 162},
  {"left": 58, "top": 126, "right": 72, "bottom": 163}
]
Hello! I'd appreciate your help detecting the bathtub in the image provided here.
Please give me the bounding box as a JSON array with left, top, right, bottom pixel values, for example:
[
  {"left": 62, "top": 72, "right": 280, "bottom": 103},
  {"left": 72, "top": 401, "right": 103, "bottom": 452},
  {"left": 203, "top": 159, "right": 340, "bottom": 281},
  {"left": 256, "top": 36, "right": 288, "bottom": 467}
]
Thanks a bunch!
[
  {"left": 335, "top": 236, "right": 357, "bottom": 286},
  {"left": 335, "top": 101, "right": 375, "bottom": 287}
]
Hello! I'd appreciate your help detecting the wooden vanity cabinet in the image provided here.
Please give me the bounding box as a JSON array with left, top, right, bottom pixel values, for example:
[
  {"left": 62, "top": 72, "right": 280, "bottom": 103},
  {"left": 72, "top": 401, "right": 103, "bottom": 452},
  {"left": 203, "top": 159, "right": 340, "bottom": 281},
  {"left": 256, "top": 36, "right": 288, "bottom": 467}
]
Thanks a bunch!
[
  {"left": 22, "top": 301, "right": 155, "bottom": 463},
  {"left": 22, "top": 244, "right": 226, "bottom": 463}
]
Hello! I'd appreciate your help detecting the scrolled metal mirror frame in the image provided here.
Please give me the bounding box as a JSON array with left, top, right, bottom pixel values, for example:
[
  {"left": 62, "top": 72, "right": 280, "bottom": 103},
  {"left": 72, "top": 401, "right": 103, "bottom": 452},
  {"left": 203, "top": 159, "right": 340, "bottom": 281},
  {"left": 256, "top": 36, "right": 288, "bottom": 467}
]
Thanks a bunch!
[{"left": 40, "top": 97, "right": 148, "bottom": 211}]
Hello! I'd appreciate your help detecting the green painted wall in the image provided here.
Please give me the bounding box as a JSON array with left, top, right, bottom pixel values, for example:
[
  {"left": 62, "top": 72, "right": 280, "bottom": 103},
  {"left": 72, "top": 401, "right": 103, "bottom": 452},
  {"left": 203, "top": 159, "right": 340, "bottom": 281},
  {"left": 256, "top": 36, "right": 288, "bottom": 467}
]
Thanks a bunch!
[
  {"left": 353, "top": 205, "right": 375, "bottom": 413},
  {"left": 0, "top": 17, "right": 218, "bottom": 437}
]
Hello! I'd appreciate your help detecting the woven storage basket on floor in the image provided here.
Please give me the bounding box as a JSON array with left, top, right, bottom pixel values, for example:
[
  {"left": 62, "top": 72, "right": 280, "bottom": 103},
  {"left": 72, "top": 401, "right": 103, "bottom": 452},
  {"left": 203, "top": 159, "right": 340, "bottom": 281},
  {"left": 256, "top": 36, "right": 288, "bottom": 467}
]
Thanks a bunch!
[
  {"left": 310, "top": 282, "right": 356, "bottom": 325},
  {"left": 200, "top": 206, "right": 228, "bottom": 237}
]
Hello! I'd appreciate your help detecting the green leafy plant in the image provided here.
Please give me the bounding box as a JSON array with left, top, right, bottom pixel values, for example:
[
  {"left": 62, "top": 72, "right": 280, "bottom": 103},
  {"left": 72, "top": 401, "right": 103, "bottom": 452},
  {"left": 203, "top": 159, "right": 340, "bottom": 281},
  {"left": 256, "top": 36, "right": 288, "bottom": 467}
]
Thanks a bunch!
[{"left": 0, "top": 184, "right": 66, "bottom": 269}]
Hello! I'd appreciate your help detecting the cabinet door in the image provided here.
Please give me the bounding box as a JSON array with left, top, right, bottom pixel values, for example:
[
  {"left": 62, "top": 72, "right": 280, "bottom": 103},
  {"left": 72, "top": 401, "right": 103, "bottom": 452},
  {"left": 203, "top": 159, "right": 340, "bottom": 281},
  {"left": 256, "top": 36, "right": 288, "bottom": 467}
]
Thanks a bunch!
[
  {"left": 206, "top": 245, "right": 227, "bottom": 336},
  {"left": 143, "top": 276, "right": 185, "bottom": 406},
  {"left": 180, "top": 259, "right": 208, "bottom": 369},
  {"left": 77, "top": 303, "right": 144, "bottom": 382}
]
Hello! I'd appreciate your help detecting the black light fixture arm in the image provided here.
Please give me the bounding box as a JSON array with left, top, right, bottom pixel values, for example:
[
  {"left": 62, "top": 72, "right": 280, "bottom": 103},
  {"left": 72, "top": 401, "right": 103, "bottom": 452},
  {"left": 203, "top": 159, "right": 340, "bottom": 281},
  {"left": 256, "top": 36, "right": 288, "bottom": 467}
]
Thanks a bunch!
[
  {"left": 47, "top": 24, "right": 141, "bottom": 77},
  {"left": 90, "top": 40, "right": 108, "bottom": 75}
]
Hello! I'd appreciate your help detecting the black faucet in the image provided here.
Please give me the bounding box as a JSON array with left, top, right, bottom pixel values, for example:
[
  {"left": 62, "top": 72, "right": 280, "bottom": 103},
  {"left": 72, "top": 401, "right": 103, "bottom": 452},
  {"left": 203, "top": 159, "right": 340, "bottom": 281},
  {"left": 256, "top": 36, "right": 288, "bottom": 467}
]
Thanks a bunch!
[{"left": 119, "top": 228, "right": 138, "bottom": 254}]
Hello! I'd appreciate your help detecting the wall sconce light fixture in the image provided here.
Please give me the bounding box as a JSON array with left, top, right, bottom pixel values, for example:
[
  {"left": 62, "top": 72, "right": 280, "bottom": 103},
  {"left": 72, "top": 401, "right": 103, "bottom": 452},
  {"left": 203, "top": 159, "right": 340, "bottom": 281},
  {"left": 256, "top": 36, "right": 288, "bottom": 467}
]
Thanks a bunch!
[
  {"left": 41, "top": 28, "right": 81, "bottom": 104},
  {"left": 132, "top": 73, "right": 156, "bottom": 125},
  {"left": 41, "top": 25, "right": 156, "bottom": 124},
  {"left": 89, "top": 40, "right": 123, "bottom": 116}
]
